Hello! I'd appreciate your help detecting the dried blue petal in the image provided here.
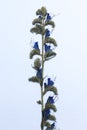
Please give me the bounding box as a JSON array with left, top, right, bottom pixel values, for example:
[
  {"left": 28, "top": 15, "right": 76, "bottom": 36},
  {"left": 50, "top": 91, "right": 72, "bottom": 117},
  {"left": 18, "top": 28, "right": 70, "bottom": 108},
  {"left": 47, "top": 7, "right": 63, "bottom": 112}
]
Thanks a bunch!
[
  {"left": 45, "top": 44, "right": 51, "bottom": 52},
  {"left": 45, "top": 29, "right": 50, "bottom": 37},
  {"left": 48, "top": 78, "right": 54, "bottom": 86},
  {"left": 38, "top": 15, "right": 42, "bottom": 19},
  {"left": 47, "top": 96, "right": 55, "bottom": 104},
  {"left": 46, "top": 13, "right": 52, "bottom": 21},
  {"left": 33, "top": 42, "right": 39, "bottom": 50},
  {"left": 42, "top": 109, "right": 50, "bottom": 120},
  {"left": 36, "top": 68, "right": 42, "bottom": 79}
]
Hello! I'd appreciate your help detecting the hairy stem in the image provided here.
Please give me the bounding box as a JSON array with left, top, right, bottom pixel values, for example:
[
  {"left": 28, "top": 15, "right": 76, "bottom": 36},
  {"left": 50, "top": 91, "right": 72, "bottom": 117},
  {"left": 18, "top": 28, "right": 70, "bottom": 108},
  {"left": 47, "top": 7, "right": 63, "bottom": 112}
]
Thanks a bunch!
[
  {"left": 41, "top": 20, "right": 45, "bottom": 130},
  {"left": 41, "top": 34, "right": 44, "bottom": 110}
]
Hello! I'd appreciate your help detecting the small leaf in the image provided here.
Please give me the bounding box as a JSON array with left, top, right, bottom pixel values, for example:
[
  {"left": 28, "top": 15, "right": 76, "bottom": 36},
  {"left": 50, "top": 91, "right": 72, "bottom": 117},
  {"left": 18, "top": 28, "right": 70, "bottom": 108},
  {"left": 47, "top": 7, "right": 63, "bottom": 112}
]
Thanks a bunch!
[
  {"left": 45, "top": 104, "right": 57, "bottom": 112},
  {"left": 43, "top": 121, "right": 51, "bottom": 127},
  {"left": 29, "top": 49, "right": 40, "bottom": 59},
  {"left": 41, "top": 6, "right": 47, "bottom": 16},
  {"left": 37, "top": 100, "right": 42, "bottom": 104},
  {"left": 28, "top": 76, "right": 41, "bottom": 83},
  {"left": 36, "top": 6, "right": 47, "bottom": 16},
  {"left": 45, "top": 21, "right": 55, "bottom": 28},
  {"left": 36, "top": 9, "right": 42, "bottom": 15},
  {"left": 43, "top": 86, "right": 58, "bottom": 95},
  {"left": 34, "top": 58, "right": 41, "bottom": 69},
  {"left": 44, "top": 37, "right": 57, "bottom": 46},
  {"left": 30, "top": 24, "right": 45, "bottom": 35},
  {"left": 32, "top": 18, "right": 42, "bottom": 25},
  {"left": 44, "top": 57, "right": 55, "bottom": 61},
  {"left": 49, "top": 115, "right": 56, "bottom": 121},
  {"left": 45, "top": 51, "right": 56, "bottom": 61}
]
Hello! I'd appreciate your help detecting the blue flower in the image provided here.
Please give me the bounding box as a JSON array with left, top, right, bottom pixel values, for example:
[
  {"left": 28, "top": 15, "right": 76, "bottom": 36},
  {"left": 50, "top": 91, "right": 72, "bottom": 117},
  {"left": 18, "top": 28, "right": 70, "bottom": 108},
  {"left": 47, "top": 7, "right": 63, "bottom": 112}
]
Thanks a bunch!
[
  {"left": 33, "top": 42, "right": 39, "bottom": 50},
  {"left": 46, "top": 96, "right": 55, "bottom": 104},
  {"left": 46, "top": 13, "right": 52, "bottom": 21},
  {"left": 48, "top": 78, "right": 54, "bottom": 86},
  {"left": 36, "top": 68, "right": 42, "bottom": 79},
  {"left": 45, "top": 44, "right": 51, "bottom": 52},
  {"left": 51, "top": 122, "right": 56, "bottom": 129},
  {"left": 42, "top": 109, "right": 50, "bottom": 120},
  {"left": 45, "top": 29, "right": 50, "bottom": 38},
  {"left": 44, "top": 78, "right": 54, "bottom": 88}
]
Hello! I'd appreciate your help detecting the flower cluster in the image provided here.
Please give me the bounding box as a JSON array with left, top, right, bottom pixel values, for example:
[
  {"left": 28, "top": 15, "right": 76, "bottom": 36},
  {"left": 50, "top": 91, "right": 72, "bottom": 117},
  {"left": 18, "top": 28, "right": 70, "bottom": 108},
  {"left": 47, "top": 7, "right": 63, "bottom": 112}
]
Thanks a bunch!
[{"left": 28, "top": 7, "right": 58, "bottom": 130}]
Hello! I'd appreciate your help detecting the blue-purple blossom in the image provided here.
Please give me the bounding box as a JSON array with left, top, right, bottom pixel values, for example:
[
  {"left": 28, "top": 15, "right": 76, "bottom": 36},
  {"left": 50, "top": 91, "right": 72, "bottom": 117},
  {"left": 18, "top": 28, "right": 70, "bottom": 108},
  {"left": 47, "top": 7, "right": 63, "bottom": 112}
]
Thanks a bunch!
[
  {"left": 33, "top": 42, "right": 39, "bottom": 50},
  {"left": 36, "top": 68, "right": 42, "bottom": 79},
  {"left": 45, "top": 29, "right": 50, "bottom": 37},
  {"left": 42, "top": 109, "right": 50, "bottom": 120},
  {"left": 51, "top": 122, "right": 56, "bottom": 129},
  {"left": 44, "top": 78, "right": 54, "bottom": 88},
  {"left": 45, "top": 44, "right": 51, "bottom": 52},
  {"left": 46, "top": 96, "right": 55, "bottom": 104},
  {"left": 48, "top": 78, "right": 54, "bottom": 86},
  {"left": 46, "top": 13, "right": 52, "bottom": 21}
]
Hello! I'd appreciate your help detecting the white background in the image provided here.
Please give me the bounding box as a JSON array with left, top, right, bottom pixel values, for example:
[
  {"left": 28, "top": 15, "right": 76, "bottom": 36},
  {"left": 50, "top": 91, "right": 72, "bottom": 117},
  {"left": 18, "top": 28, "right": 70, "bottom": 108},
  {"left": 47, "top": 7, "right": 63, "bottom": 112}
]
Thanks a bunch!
[{"left": 0, "top": 0, "right": 87, "bottom": 130}]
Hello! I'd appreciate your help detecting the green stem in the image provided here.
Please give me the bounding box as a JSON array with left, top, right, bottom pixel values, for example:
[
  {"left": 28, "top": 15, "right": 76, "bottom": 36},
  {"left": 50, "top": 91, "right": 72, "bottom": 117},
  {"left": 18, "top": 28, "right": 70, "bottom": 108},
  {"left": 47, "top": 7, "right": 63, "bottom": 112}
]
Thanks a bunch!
[
  {"left": 41, "top": 35, "right": 44, "bottom": 108},
  {"left": 41, "top": 35, "right": 44, "bottom": 130},
  {"left": 41, "top": 20, "right": 45, "bottom": 130}
]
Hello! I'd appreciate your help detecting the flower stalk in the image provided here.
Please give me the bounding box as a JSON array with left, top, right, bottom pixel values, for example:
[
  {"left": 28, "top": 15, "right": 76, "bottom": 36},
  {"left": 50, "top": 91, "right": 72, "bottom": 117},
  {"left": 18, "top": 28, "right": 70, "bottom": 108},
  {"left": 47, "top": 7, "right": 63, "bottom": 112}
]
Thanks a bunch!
[{"left": 28, "top": 7, "right": 58, "bottom": 130}]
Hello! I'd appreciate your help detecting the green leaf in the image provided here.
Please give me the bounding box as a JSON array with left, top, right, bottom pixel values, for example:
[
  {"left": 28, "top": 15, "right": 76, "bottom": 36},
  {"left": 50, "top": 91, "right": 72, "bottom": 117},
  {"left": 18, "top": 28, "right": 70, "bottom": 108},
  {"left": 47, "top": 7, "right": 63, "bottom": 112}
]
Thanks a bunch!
[
  {"left": 41, "top": 6, "right": 47, "bottom": 16},
  {"left": 28, "top": 76, "right": 41, "bottom": 83},
  {"left": 43, "top": 86, "right": 58, "bottom": 95},
  {"left": 36, "top": 6, "right": 47, "bottom": 16},
  {"left": 33, "top": 58, "right": 41, "bottom": 70},
  {"left": 43, "top": 121, "right": 51, "bottom": 127},
  {"left": 29, "top": 49, "right": 40, "bottom": 59},
  {"left": 44, "top": 37, "right": 57, "bottom": 46},
  {"left": 37, "top": 100, "right": 42, "bottom": 105},
  {"left": 30, "top": 24, "right": 45, "bottom": 35},
  {"left": 32, "top": 18, "right": 42, "bottom": 25},
  {"left": 45, "top": 21, "right": 55, "bottom": 28},
  {"left": 36, "top": 9, "right": 42, "bottom": 15},
  {"left": 49, "top": 115, "right": 56, "bottom": 121},
  {"left": 45, "top": 104, "right": 57, "bottom": 112},
  {"left": 45, "top": 51, "right": 56, "bottom": 61}
]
